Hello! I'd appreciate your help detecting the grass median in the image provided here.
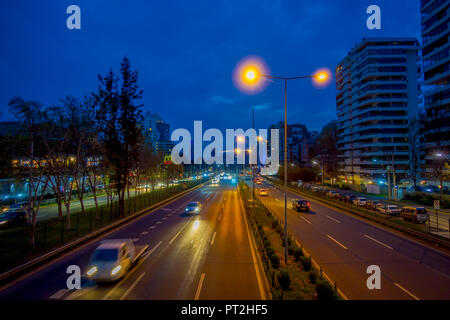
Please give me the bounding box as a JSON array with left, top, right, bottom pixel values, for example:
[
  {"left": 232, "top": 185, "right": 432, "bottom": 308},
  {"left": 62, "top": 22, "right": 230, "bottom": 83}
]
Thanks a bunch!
[
  {"left": 0, "top": 180, "right": 203, "bottom": 274},
  {"left": 239, "top": 181, "right": 338, "bottom": 300}
]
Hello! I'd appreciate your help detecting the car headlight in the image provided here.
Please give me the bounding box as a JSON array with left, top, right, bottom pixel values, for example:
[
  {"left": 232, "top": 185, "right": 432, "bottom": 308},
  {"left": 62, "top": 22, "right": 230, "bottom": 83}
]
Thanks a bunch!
[
  {"left": 111, "top": 265, "right": 122, "bottom": 276},
  {"left": 86, "top": 266, "right": 98, "bottom": 277},
  {"left": 195, "top": 207, "right": 199, "bottom": 212}
]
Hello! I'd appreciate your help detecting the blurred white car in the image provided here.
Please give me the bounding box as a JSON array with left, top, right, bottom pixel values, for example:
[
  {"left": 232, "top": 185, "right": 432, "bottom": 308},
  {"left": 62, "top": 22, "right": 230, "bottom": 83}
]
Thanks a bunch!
[{"left": 86, "top": 239, "right": 148, "bottom": 282}]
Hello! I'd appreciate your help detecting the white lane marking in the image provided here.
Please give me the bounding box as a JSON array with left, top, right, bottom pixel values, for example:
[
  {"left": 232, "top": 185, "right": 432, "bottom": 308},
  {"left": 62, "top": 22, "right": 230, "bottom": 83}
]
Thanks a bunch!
[
  {"left": 132, "top": 238, "right": 139, "bottom": 242},
  {"left": 50, "top": 289, "right": 67, "bottom": 299},
  {"left": 299, "top": 216, "right": 312, "bottom": 224},
  {"left": 326, "top": 235, "right": 348, "bottom": 250},
  {"left": 167, "top": 213, "right": 172, "bottom": 216},
  {"left": 149, "top": 226, "right": 156, "bottom": 229},
  {"left": 169, "top": 231, "right": 181, "bottom": 245},
  {"left": 217, "top": 213, "right": 222, "bottom": 222},
  {"left": 140, "top": 231, "right": 148, "bottom": 236},
  {"left": 364, "top": 235, "right": 393, "bottom": 250},
  {"left": 394, "top": 283, "right": 420, "bottom": 300},
  {"left": 156, "top": 221, "right": 162, "bottom": 224},
  {"left": 194, "top": 273, "right": 206, "bottom": 300},
  {"left": 326, "top": 215, "right": 341, "bottom": 224},
  {"left": 239, "top": 192, "right": 267, "bottom": 300},
  {"left": 210, "top": 232, "right": 216, "bottom": 246},
  {"left": 162, "top": 217, "right": 167, "bottom": 220},
  {"left": 275, "top": 198, "right": 280, "bottom": 202},
  {"left": 65, "top": 288, "right": 92, "bottom": 300},
  {"left": 120, "top": 272, "right": 146, "bottom": 300}
]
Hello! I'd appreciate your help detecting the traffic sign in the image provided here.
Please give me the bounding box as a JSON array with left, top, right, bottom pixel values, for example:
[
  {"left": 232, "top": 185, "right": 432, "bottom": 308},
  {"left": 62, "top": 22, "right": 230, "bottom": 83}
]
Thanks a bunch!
[{"left": 434, "top": 200, "right": 440, "bottom": 210}]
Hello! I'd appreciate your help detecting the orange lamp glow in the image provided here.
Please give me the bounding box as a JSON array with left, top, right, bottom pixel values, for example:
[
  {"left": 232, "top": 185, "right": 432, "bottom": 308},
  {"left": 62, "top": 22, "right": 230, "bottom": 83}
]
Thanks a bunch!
[{"left": 233, "top": 56, "right": 270, "bottom": 94}]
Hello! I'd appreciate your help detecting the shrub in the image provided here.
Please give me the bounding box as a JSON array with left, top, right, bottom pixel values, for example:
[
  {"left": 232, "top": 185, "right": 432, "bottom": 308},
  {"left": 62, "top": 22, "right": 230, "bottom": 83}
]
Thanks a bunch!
[
  {"left": 270, "top": 253, "right": 280, "bottom": 269},
  {"left": 309, "top": 271, "right": 317, "bottom": 284},
  {"left": 293, "top": 247, "right": 304, "bottom": 261},
  {"left": 315, "top": 281, "right": 336, "bottom": 300},
  {"left": 300, "top": 256, "right": 311, "bottom": 271},
  {"left": 276, "top": 225, "right": 282, "bottom": 234},
  {"left": 288, "top": 244, "right": 297, "bottom": 255},
  {"left": 266, "top": 246, "right": 275, "bottom": 257},
  {"left": 271, "top": 220, "right": 279, "bottom": 229},
  {"left": 277, "top": 270, "right": 291, "bottom": 290}
]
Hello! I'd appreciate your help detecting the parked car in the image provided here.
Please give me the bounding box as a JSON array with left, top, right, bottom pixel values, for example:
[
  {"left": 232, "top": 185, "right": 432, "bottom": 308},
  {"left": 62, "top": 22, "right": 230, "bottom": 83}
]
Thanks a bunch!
[
  {"left": 353, "top": 197, "right": 368, "bottom": 206},
  {"left": 291, "top": 199, "right": 310, "bottom": 212},
  {"left": 378, "top": 204, "right": 401, "bottom": 216},
  {"left": 259, "top": 189, "right": 269, "bottom": 196},
  {"left": 0, "top": 210, "right": 28, "bottom": 229},
  {"left": 345, "top": 195, "right": 357, "bottom": 204},
  {"left": 400, "top": 207, "right": 429, "bottom": 224},
  {"left": 365, "top": 200, "right": 382, "bottom": 211}
]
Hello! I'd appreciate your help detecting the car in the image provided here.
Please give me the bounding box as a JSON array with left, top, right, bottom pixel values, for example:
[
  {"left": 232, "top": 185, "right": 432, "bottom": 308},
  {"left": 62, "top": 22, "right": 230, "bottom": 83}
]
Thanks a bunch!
[
  {"left": 345, "top": 195, "right": 356, "bottom": 204},
  {"left": 378, "top": 204, "right": 401, "bottom": 216},
  {"left": 1, "top": 205, "right": 8, "bottom": 213},
  {"left": 256, "top": 180, "right": 262, "bottom": 185},
  {"left": 8, "top": 203, "right": 27, "bottom": 212},
  {"left": 85, "top": 239, "right": 148, "bottom": 282},
  {"left": 365, "top": 200, "right": 382, "bottom": 210},
  {"left": 0, "top": 210, "right": 28, "bottom": 229},
  {"left": 400, "top": 207, "right": 429, "bottom": 224},
  {"left": 259, "top": 189, "right": 269, "bottom": 196},
  {"left": 291, "top": 199, "right": 310, "bottom": 212},
  {"left": 185, "top": 201, "right": 202, "bottom": 215},
  {"left": 353, "top": 197, "right": 368, "bottom": 206}
]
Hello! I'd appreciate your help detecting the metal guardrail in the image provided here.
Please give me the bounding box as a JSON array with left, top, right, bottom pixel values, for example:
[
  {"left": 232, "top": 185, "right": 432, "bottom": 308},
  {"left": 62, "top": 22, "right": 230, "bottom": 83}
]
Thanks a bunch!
[
  {"left": 271, "top": 181, "right": 450, "bottom": 251},
  {"left": 0, "top": 181, "right": 209, "bottom": 290}
]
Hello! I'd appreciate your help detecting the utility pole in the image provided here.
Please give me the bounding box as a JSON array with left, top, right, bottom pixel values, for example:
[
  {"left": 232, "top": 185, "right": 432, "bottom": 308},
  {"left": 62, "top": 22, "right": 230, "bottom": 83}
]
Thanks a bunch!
[
  {"left": 392, "top": 152, "right": 397, "bottom": 200},
  {"left": 252, "top": 107, "right": 255, "bottom": 208}
]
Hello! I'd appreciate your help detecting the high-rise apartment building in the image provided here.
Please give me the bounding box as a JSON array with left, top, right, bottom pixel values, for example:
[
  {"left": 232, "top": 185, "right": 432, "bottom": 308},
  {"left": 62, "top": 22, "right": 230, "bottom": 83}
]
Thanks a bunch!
[
  {"left": 336, "top": 38, "right": 420, "bottom": 184},
  {"left": 420, "top": 0, "right": 449, "bottom": 179}
]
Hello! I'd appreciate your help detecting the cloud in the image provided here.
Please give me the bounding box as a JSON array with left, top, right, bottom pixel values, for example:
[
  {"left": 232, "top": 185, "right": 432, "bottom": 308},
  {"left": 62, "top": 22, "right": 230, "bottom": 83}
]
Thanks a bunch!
[
  {"left": 251, "top": 102, "right": 271, "bottom": 111},
  {"left": 210, "top": 95, "right": 234, "bottom": 104}
]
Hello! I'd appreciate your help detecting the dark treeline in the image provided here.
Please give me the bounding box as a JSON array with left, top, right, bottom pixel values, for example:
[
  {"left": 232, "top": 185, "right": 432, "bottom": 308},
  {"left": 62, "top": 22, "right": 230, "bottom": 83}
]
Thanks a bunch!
[{"left": 3, "top": 56, "right": 182, "bottom": 245}]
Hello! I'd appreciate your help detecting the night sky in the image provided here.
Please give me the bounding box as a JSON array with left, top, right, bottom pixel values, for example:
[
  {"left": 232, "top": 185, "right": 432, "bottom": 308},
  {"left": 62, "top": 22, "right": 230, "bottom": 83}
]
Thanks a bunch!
[{"left": 0, "top": 0, "right": 420, "bottom": 133}]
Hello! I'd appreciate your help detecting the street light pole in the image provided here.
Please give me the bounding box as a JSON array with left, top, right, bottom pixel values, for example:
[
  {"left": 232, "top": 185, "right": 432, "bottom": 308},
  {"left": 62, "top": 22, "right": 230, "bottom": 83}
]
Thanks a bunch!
[
  {"left": 284, "top": 79, "right": 288, "bottom": 264},
  {"left": 258, "top": 73, "right": 318, "bottom": 264},
  {"left": 238, "top": 67, "right": 330, "bottom": 264}
]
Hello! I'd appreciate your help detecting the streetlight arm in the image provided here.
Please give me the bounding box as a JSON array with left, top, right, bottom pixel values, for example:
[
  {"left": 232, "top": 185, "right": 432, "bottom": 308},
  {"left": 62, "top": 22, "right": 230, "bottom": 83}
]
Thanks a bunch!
[{"left": 260, "top": 74, "right": 313, "bottom": 80}]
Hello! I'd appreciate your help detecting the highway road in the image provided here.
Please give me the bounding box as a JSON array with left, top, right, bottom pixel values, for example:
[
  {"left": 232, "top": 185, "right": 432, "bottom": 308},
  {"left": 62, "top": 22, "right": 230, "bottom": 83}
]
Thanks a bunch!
[
  {"left": 0, "top": 182, "right": 265, "bottom": 300},
  {"left": 250, "top": 178, "right": 450, "bottom": 300}
]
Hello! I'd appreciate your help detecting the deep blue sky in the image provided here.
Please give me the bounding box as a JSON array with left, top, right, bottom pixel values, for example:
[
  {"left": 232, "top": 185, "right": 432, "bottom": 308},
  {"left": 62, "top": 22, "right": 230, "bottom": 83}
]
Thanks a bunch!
[{"left": 0, "top": 1, "right": 420, "bottom": 133}]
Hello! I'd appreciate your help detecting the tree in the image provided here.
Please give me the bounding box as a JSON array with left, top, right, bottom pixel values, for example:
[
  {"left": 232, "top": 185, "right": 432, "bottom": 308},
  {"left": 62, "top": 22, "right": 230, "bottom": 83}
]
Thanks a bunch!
[
  {"left": 8, "top": 97, "right": 49, "bottom": 246},
  {"left": 317, "top": 121, "right": 338, "bottom": 181},
  {"left": 95, "top": 57, "right": 144, "bottom": 217}
]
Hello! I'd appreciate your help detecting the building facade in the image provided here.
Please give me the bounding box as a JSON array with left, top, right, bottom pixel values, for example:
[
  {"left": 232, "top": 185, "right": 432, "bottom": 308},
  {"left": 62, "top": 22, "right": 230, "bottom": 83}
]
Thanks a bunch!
[
  {"left": 336, "top": 38, "right": 420, "bottom": 184},
  {"left": 143, "top": 111, "right": 174, "bottom": 154},
  {"left": 420, "top": 0, "right": 450, "bottom": 182},
  {"left": 268, "top": 122, "right": 316, "bottom": 166}
]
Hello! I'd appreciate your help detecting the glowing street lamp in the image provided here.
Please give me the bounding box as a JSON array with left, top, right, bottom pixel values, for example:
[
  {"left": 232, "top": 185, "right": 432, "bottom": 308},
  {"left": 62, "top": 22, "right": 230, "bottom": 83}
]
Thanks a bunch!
[{"left": 234, "top": 56, "right": 332, "bottom": 263}]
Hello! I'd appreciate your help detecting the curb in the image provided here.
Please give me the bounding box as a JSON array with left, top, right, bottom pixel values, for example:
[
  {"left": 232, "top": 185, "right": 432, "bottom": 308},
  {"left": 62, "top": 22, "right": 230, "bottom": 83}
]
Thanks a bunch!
[{"left": 0, "top": 181, "right": 208, "bottom": 289}]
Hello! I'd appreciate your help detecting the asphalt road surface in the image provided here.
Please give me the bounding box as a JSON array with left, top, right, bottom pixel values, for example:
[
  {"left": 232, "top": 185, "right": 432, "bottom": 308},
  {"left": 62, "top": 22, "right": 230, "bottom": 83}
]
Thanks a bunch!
[
  {"left": 250, "top": 178, "right": 450, "bottom": 300},
  {"left": 0, "top": 182, "right": 265, "bottom": 300}
]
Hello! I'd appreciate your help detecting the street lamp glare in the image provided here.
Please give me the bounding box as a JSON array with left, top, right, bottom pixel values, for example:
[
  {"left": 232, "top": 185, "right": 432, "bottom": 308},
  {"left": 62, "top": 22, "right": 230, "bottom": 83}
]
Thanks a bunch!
[
  {"left": 246, "top": 70, "right": 256, "bottom": 80},
  {"left": 316, "top": 72, "right": 328, "bottom": 82}
]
